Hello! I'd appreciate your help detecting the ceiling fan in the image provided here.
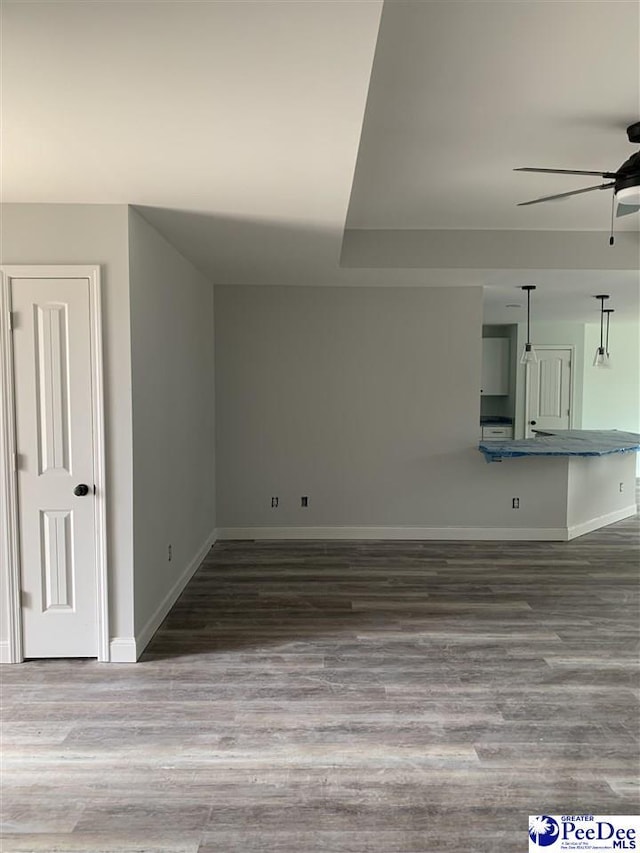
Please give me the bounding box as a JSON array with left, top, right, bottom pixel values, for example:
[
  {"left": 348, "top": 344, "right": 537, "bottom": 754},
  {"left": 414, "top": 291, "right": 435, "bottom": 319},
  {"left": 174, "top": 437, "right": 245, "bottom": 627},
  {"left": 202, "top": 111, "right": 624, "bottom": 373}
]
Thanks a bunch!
[{"left": 515, "top": 121, "right": 640, "bottom": 218}]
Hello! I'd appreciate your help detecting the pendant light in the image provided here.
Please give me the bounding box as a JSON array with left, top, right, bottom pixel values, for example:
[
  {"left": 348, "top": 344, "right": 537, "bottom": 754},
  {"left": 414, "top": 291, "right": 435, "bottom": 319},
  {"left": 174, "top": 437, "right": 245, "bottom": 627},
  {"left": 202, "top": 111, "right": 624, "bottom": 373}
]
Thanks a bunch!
[
  {"left": 520, "top": 285, "right": 537, "bottom": 364},
  {"left": 593, "top": 294, "right": 611, "bottom": 368}
]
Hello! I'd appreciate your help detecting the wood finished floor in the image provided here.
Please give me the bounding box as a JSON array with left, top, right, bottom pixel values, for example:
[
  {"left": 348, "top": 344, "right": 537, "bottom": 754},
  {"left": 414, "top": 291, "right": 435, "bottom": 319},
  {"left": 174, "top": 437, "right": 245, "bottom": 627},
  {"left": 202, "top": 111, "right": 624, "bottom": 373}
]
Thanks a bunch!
[{"left": 2, "top": 512, "right": 639, "bottom": 852}]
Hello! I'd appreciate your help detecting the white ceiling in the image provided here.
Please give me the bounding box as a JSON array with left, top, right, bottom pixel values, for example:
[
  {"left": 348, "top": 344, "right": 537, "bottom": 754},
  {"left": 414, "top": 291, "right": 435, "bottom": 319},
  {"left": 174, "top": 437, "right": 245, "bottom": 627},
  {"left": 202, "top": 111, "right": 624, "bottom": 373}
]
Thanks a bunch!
[
  {"left": 2, "top": 0, "right": 381, "bottom": 225},
  {"left": 482, "top": 270, "right": 640, "bottom": 324},
  {"left": 2, "top": 0, "right": 639, "bottom": 317},
  {"left": 347, "top": 0, "right": 640, "bottom": 232}
]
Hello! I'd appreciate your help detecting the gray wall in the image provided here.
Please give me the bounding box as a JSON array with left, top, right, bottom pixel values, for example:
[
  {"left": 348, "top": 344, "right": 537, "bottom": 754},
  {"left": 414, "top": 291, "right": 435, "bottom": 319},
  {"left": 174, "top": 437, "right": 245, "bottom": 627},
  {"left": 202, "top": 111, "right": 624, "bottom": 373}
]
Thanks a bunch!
[
  {"left": 582, "top": 321, "right": 640, "bottom": 475},
  {"left": 582, "top": 321, "right": 640, "bottom": 431},
  {"left": 128, "top": 209, "right": 216, "bottom": 638},
  {"left": 567, "top": 453, "right": 636, "bottom": 530},
  {"left": 215, "top": 285, "right": 570, "bottom": 531},
  {"left": 1, "top": 203, "right": 135, "bottom": 642}
]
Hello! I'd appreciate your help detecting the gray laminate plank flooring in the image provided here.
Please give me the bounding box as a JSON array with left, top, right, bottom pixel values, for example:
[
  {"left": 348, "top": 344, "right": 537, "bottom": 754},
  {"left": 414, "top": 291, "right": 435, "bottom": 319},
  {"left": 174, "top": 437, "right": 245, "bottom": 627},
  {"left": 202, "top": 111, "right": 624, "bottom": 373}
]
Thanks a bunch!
[{"left": 1, "top": 509, "right": 639, "bottom": 852}]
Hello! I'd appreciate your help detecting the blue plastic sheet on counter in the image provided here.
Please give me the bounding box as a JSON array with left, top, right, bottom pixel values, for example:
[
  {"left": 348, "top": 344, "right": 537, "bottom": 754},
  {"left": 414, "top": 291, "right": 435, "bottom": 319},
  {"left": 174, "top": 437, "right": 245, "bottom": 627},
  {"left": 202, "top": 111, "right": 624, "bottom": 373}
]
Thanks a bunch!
[{"left": 479, "top": 429, "right": 640, "bottom": 463}]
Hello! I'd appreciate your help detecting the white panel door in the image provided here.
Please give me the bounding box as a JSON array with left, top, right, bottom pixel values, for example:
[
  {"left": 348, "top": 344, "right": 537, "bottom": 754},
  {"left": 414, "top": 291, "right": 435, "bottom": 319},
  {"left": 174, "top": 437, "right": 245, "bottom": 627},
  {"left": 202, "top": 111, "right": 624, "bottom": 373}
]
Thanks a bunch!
[
  {"left": 11, "top": 277, "right": 97, "bottom": 657},
  {"left": 527, "top": 348, "right": 571, "bottom": 436}
]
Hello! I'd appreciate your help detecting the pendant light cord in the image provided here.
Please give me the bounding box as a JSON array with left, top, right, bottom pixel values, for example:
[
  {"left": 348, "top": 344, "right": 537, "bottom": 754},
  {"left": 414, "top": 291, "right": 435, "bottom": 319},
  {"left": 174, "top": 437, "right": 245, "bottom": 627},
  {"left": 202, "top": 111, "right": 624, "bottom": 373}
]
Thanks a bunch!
[{"left": 610, "top": 192, "right": 615, "bottom": 246}]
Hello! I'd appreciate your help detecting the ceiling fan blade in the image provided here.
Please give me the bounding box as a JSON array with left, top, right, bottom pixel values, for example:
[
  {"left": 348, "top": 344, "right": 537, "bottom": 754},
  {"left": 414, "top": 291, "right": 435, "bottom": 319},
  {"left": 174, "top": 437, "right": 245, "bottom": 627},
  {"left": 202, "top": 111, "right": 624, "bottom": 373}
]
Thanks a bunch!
[
  {"left": 517, "top": 183, "right": 615, "bottom": 207},
  {"left": 616, "top": 203, "right": 640, "bottom": 217},
  {"left": 515, "top": 167, "right": 619, "bottom": 179}
]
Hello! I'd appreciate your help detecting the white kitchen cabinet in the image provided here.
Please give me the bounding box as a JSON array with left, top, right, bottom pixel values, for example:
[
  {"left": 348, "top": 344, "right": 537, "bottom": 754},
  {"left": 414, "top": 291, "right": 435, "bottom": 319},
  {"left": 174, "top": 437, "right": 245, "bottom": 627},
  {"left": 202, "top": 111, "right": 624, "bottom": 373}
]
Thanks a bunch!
[
  {"left": 481, "top": 425, "right": 513, "bottom": 440},
  {"left": 481, "top": 338, "right": 510, "bottom": 395}
]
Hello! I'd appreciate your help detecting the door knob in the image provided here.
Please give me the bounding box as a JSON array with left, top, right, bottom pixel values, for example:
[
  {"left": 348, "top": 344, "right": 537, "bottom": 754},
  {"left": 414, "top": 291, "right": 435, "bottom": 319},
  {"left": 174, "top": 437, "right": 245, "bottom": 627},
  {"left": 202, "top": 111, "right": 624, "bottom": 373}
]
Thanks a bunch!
[
  {"left": 74, "top": 484, "right": 90, "bottom": 497},
  {"left": 530, "top": 420, "right": 537, "bottom": 426}
]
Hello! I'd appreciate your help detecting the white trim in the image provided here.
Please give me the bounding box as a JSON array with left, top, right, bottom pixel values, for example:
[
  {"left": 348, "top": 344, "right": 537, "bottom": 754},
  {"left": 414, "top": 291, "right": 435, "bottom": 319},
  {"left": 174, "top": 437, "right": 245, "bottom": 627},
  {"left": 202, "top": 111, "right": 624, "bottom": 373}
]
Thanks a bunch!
[
  {"left": 0, "top": 641, "right": 11, "bottom": 664},
  {"left": 109, "top": 637, "right": 137, "bottom": 664},
  {"left": 135, "top": 529, "right": 218, "bottom": 658},
  {"left": 568, "top": 505, "right": 637, "bottom": 540},
  {"left": 87, "top": 269, "right": 110, "bottom": 662},
  {"left": 216, "top": 526, "right": 570, "bottom": 541},
  {"left": 0, "top": 274, "right": 23, "bottom": 663},
  {"left": 0, "top": 266, "right": 108, "bottom": 663},
  {"left": 567, "top": 345, "right": 576, "bottom": 428}
]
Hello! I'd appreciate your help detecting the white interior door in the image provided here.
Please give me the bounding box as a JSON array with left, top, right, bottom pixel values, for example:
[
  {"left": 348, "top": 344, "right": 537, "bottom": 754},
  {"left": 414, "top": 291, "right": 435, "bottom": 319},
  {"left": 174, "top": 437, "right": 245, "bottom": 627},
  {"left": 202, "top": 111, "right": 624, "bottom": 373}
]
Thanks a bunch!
[
  {"left": 526, "top": 347, "right": 572, "bottom": 436},
  {"left": 11, "top": 277, "right": 98, "bottom": 657}
]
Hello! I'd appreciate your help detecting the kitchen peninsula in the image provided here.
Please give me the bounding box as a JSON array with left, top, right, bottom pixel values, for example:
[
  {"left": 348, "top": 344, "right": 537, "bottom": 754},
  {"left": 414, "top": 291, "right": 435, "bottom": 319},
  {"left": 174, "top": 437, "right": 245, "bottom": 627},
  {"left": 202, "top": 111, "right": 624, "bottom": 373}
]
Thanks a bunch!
[
  {"left": 478, "top": 429, "right": 640, "bottom": 540},
  {"left": 479, "top": 429, "right": 640, "bottom": 462}
]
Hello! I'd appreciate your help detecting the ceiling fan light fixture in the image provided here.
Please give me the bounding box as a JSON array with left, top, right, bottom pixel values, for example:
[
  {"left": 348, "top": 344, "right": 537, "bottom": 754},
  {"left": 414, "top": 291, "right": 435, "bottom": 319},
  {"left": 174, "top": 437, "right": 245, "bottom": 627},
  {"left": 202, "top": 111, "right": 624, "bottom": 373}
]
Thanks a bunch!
[{"left": 615, "top": 185, "right": 640, "bottom": 206}]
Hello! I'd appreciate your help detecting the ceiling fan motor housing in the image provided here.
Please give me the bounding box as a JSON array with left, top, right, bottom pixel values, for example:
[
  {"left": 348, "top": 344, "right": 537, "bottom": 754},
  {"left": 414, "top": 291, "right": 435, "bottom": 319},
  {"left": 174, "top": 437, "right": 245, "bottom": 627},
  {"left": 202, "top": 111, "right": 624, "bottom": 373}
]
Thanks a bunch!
[
  {"left": 627, "top": 122, "right": 640, "bottom": 144},
  {"left": 614, "top": 150, "right": 640, "bottom": 196}
]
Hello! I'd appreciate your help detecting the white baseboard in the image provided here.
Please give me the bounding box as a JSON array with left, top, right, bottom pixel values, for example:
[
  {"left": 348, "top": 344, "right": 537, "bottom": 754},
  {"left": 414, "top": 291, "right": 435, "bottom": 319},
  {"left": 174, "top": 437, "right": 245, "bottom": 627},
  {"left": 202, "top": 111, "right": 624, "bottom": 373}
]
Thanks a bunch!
[
  {"left": 0, "top": 640, "right": 11, "bottom": 664},
  {"left": 134, "top": 528, "right": 218, "bottom": 659},
  {"left": 216, "top": 526, "right": 570, "bottom": 541},
  {"left": 109, "top": 637, "right": 138, "bottom": 663},
  {"left": 568, "top": 504, "right": 637, "bottom": 541}
]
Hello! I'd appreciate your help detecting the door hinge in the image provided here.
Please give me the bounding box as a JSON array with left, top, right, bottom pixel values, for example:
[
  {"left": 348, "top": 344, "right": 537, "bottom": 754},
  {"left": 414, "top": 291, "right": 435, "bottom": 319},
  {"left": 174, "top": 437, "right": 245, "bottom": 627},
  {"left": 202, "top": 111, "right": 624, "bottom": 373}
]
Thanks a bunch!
[
  {"left": 8, "top": 311, "right": 17, "bottom": 332},
  {"left": 13, "top": 452, "right": 18, "bottom": 472}
]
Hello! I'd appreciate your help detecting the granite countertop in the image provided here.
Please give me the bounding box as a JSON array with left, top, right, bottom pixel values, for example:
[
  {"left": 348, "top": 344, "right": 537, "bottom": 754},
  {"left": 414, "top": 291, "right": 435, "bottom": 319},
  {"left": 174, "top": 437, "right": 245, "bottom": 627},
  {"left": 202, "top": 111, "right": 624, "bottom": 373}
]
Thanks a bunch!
[
  {"left": 480, "top": 416, "right": 513, "bottom": 426},
  {"left": 478, "top": 429, "right": 640, "bottom": 462}
]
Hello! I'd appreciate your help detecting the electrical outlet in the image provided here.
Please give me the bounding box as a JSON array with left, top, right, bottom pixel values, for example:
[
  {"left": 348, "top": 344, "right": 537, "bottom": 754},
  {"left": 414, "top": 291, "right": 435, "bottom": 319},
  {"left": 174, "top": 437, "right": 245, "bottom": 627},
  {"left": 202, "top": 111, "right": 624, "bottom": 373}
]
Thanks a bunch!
[
  {"left": 301, "top": 496, "right": 309, "bottom": 507},
  {"left": 619, "top": 482, "right": 624, "bottom": 493},
  {"left": 167, "top": 544, "right": 172, "bottom": 561},
  {"left": 271, "top": 496, "right": 279, "bottom": 508},
  {"left": 512, "top": 498, "right": 520, "bottom": 509}
]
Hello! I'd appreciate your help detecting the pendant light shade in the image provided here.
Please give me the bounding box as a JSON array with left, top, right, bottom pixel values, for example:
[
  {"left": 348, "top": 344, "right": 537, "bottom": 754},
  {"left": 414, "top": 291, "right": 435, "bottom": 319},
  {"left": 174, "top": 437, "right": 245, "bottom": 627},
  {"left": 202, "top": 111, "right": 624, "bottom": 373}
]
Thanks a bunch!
[
  {"left": 520, "top": 286, "right": 537, "bottom": 365},
  {"left": 593, "top": 295, "right": 611, "bottom": 368},
  {"left": 593, "top": 346, "right": 609, "bottom": 368}
]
